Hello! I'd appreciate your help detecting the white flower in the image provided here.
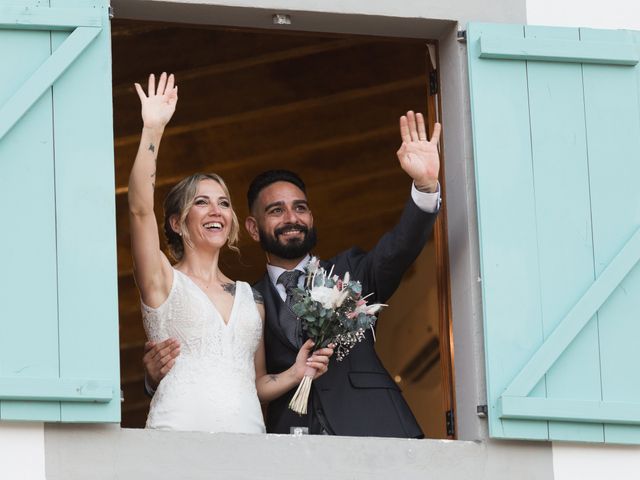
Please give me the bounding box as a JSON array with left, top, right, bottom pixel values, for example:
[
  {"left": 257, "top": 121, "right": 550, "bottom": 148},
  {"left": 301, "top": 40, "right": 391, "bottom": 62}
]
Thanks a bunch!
[
  {"left": 310, "top": 286, "right": 339, "bottom": 309},
  {"left": 310, "top": 284, "right": 352, "bottom": 309}
]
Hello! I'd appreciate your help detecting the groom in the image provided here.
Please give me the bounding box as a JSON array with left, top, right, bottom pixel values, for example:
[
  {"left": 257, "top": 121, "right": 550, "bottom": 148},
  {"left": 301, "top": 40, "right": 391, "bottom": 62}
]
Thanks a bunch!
[{"left": 144, "top": 111, "right": 441, "bottom": 437}]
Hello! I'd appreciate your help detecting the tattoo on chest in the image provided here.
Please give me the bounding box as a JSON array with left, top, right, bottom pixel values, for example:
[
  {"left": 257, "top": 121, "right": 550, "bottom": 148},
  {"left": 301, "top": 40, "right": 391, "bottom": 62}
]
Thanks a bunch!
[{"left": 221, "top": 282, "right": 236, "bottom": 297}]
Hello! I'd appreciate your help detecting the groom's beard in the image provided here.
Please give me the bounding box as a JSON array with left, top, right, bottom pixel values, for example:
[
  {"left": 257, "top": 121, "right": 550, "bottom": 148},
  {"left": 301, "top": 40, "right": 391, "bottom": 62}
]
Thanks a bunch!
[{"left": 258, "top": 224, "right": 318, "bottom": 260}]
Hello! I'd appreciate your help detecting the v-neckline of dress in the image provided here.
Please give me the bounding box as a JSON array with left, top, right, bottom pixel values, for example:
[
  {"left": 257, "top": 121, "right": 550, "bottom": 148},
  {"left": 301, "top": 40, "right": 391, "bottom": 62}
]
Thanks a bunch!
[{"left": 175, "top": 269, "right": 238, "bottom": 327}]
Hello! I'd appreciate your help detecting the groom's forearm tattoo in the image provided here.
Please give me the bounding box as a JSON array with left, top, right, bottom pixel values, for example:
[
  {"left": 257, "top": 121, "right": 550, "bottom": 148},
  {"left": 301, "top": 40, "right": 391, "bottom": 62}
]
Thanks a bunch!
[
  {"left": 221, "top": 282, "right": 236, "bottom": 296},
  {"left": 267, "top": 375, "right": 278, "bottom": 383},
  {"left": 251, "top": 288, "right": 264, "bottom": 305},
  {"left": 148, "top": 143, "right": 155, "bottom": 153}
]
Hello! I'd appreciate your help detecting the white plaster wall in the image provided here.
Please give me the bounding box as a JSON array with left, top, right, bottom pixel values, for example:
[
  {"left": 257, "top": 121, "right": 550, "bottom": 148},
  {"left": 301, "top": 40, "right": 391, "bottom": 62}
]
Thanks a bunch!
[
  {"left": 527, "top": 0, "right": 640, "bottom": 30},
  {"left": 553, "top": 443, "right": 640, "bottom": 480},
  {"left": 0, "top": 423, "right": 46, "bottom": 480}
]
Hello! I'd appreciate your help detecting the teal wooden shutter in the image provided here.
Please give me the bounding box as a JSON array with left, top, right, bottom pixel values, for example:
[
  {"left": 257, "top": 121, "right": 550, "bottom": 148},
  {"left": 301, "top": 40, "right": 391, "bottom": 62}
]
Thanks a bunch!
[
  {"left": 0, "top": 1, "right": 119, "bottom": 422},
  {"left": 468, "top": 22, "right": 640, "bottom": 444}
]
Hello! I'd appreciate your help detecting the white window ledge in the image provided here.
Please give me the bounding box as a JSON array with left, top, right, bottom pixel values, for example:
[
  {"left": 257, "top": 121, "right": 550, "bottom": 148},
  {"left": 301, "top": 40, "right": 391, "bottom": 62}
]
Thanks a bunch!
[{"left": 43, "top": 425, "right": 554, "bottom": 479}]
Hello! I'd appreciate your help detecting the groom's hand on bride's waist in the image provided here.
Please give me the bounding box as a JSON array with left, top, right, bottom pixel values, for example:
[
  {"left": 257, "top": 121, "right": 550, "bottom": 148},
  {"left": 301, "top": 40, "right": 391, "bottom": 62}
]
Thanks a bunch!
[{"left": 143, "top": 338, "right": 181, "bottom": 391}]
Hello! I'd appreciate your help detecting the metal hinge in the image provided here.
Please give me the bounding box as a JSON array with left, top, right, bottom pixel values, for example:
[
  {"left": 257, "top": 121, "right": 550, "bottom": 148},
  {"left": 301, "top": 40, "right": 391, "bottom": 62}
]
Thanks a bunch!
[
  {"left": 477, "top": 404, "right": 488, "bottom": 417},
  {"left": 108, "top": 4, "right": 114, "bottom": 20},
  {"left": 429, "top": 70, "right": 439, "bottom": 96},
  {"left": 457, "top": 29, "right": 467, "bottom": 43},
  {"left": 445, "top": 409, "right": 455, "bottom": 436}
]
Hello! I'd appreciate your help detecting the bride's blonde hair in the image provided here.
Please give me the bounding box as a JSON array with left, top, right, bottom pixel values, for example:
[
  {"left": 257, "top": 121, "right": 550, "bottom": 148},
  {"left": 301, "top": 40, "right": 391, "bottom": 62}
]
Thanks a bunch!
[{"left": 163, "top": 173, "right": 240, "bottom": 261}]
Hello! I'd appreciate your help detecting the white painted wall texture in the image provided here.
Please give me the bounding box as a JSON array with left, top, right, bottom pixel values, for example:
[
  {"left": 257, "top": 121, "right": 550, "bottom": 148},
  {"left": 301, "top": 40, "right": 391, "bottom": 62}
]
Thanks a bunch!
[
  {"left": 527, "top": 0, "right": 640, "bottom": 31},
  {"left": 553, "top": 443, "right": 640, "bottom": 480},
  {"left": 0, "top": 423, "right": 46, "bottom": 480}
]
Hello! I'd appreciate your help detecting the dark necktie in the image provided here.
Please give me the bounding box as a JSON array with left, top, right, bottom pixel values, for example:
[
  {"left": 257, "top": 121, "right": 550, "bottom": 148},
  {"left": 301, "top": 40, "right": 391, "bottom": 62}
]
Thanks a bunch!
[
  {"left": 277, "top": 270, "right": 303, "bottom": 306},
  {"left": 277, "top": 270, "right": 304, "bottom": 347}
]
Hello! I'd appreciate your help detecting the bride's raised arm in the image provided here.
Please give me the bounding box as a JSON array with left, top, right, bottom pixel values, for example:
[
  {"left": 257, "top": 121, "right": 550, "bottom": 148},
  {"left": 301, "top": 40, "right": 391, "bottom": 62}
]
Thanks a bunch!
[{"left": 128, "top": 72, "right": 178, "bottom": 308}]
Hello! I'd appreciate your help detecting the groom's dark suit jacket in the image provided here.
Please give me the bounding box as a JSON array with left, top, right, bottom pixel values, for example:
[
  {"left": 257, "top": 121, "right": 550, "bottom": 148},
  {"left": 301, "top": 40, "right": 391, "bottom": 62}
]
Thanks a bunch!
[{"left": 254, "top": 199, "right": 438, "bottom": 438}]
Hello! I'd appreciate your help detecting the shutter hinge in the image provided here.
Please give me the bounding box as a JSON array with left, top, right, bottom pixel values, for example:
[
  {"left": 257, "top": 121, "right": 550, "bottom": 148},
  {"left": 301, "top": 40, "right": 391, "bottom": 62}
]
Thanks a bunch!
[
  {"left": 457, "top": 29, "right": 467, "bottom": 43},
  {"left": 108, "top": 4, "right": 115, "bottom": 20},
  {"left": 477, "top": 404, "right": 488, "bottom": 417},
  {"left": 445, "top": 409, "right": 455, "bottom": 436},
  {"left": 429, "top": 70, "right": 439, "bottom": 96}
]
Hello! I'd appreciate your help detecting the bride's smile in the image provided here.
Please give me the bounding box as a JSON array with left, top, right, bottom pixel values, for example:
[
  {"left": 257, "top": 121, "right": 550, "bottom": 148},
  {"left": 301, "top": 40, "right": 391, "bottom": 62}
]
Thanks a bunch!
[{"left": 184, "top": 179, "right": 233, "bottom": 249}]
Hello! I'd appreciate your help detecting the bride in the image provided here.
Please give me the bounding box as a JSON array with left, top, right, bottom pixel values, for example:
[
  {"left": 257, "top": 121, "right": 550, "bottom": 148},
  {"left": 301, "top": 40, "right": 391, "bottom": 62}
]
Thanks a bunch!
[{"left": 128, "top": 72, "right": 333, "bottom": 433}]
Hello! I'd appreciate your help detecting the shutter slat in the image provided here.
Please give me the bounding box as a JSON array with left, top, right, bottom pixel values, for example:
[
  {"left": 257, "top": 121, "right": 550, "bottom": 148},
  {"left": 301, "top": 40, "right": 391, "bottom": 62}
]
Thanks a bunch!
[
  {"left": 499, "top": 397, "right": 640, "bottom": 425},
  {"left": 0, "top": 6, "right": 101, "bottom": 30},
  {"left": 0, "top": 378, "right": 113, "bottom": 402},
  {"left": 479, "top": 35, "right": 639, "bottom": 65}
]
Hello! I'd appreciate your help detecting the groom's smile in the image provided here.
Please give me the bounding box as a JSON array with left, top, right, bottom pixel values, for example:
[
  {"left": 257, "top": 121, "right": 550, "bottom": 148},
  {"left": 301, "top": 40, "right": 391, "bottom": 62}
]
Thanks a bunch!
[
  {"left": 275, "top": 224, "right": 308, "bottom": 241},
  {"left": 245, "top": 180, "right": 318, "bottom": 262}
]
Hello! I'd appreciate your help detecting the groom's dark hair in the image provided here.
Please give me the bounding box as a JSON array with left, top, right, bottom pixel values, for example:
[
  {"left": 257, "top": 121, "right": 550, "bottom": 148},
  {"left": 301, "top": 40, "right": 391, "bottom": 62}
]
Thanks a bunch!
[{"left": 247, "top": 169, "right": 307, "bottom": 211}]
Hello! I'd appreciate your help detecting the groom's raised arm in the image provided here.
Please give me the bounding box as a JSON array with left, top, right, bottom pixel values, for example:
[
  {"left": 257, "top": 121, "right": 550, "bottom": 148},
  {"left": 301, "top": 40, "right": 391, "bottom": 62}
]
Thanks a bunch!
[{"left": 337, "top": 111, "right": 441, "bottom": 303}]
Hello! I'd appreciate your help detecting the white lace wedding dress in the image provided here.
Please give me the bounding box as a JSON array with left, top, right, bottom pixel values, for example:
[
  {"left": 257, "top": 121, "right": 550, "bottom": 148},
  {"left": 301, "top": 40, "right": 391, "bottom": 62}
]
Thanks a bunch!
[{"left": 142, "top": 269, "right": 266, "bottom": 433}]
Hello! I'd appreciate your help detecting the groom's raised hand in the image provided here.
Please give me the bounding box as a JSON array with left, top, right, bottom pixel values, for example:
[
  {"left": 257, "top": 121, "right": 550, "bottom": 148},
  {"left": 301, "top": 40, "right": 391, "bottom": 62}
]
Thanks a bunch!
[{"left": 396, "top": 111, "right": 441, "bottom": 193}]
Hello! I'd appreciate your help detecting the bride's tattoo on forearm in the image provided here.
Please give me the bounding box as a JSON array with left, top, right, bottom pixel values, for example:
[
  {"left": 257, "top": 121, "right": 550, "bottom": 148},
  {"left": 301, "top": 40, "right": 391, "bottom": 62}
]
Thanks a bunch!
[
  {"left": 148, "top": 143, "right": 155, "bottom": 153},
  {"left": 267, "top": 374, "right": 278, "bottom": 383},
  {"left": 221, "top": 282, "right": 236, "bottom": 296}
]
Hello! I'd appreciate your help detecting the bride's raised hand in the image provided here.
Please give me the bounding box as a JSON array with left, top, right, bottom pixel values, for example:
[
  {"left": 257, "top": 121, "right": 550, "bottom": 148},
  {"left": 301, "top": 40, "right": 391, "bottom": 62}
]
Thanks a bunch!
[{"left": 134, "top": 72, "right": 178, "bottom": 130}]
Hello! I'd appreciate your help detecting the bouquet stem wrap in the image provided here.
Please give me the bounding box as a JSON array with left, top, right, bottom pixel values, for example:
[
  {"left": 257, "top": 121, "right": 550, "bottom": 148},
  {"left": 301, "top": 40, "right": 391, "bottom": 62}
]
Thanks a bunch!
[{"left": 289, "top": 366, "right": 316, "bottom": 415}]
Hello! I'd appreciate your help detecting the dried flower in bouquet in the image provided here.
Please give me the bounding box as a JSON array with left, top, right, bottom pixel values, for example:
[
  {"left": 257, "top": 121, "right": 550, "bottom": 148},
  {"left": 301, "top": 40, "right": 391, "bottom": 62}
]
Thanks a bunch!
[{"left": 288, "top": 257, "right": 386, "bottom": 414}]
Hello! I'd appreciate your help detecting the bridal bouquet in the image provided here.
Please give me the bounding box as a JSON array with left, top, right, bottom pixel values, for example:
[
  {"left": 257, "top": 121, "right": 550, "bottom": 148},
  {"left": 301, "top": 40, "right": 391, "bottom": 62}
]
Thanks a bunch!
[{"left": 288, "top": 257, "right": 386, "bottom": 415}]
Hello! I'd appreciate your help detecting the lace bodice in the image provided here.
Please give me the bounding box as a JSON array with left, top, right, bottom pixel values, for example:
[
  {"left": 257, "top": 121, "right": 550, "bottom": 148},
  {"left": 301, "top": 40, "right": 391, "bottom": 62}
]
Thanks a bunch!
[{"left": 142, "top": 269, "right": 265, "bottom": 433}]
